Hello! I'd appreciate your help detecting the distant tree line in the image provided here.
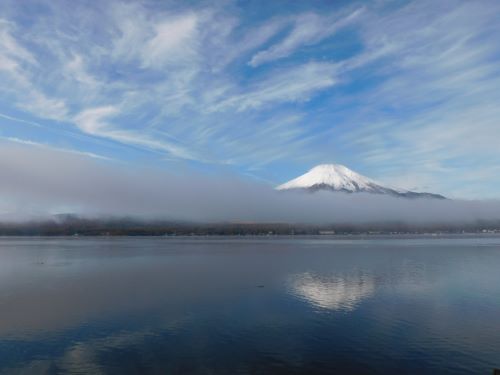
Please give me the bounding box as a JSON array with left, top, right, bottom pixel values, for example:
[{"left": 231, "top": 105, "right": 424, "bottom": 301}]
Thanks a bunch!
[{"left": 0, "top": 216, "right": 499, "bottom": 236}]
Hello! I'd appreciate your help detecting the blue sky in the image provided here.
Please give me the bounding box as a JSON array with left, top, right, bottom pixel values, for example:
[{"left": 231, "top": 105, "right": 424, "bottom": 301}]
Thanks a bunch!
[{"left": 0, "top": 0, "right": 500, "bottom": 198}]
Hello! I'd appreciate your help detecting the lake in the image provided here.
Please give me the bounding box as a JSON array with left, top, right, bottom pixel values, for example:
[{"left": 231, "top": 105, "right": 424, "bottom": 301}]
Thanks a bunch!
[{"left": 0, "top": 236, "right": 499, "bottom": 374}]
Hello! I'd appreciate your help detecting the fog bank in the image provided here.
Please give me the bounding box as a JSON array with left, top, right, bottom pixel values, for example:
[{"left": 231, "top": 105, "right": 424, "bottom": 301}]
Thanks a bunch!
[{"left": 1, "top": 142, "right": 500, "bottom": 224}]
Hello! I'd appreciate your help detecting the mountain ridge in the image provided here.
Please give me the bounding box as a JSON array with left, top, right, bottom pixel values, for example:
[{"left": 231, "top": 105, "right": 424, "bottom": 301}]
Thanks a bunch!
[{"left": 276, "top": 164, "right": 446, "bottom": 199}]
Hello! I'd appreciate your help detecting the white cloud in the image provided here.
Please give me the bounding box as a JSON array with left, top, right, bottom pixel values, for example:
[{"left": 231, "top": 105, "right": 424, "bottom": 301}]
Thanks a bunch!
[
  {"left": 0, "top": 19, "right": 36, "bottom": 66},
  {"left": 64, "top": 54, "right": 100, "bottom": 89},
  {"left": 99, "top": 129, "right": 201, "bottom": 161},
  {"left": 19, "top": 91, "right": 68, "bottom": 121},
  {"left": 73, "top": 106, "right": 118, "bottom": 134},
  {"left": 0, "top": 2, "right": 333, "bottom": 169},
  {"left": 0, "top": 19, "right": 69, "bottom": 121},
  {"left": 141, "top": 13, "right": 199, "bottom": 69},
  {"left": 73, "top": 106, "right": 200, "bottom": 161},
  {"left": 330, "top": 0, "right": 500, "bottom": 198},
  {"left": 210, "top": 61, "right": 339, "bottom": 112},
  {"left": 249, "top": 8, "right": 364, "bottom": 67},
  {"left": 1, "top": 136, "right": 111, "bottom": 160},
  {"left": 211, "top": 16, "right": 288, "bottom": 70},
  {"left": 0, "top": 112, "right": 42, "bottom": 127}
]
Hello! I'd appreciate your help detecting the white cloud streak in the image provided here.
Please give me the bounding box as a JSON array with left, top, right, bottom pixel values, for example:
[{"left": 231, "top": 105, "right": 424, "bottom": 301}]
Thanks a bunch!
[
  {"left": 249, "top": 8, "right": 364, "bottom": 67},
  {"left": 73, "top": 106, "right": 200, "bottom": 161},
  {"left": 210, "top": 62, "right": 339, "bottom": 112},
  {"left": 141, "top": 13, "right": 199, "bottom": 69}
]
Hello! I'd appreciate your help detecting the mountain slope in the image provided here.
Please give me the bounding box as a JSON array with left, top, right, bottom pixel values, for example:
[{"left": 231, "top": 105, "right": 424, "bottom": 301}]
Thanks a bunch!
[{"left": 276, "top": 164, "right": 446, "bottom": 199}]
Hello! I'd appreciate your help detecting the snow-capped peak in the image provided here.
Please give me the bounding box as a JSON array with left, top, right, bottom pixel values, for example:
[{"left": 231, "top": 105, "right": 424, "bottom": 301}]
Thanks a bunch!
[
  {"left": 276, "top": 164, "right": 382, "bottom": 192},
  {"left": 276, "top": 164, "right": 445, "bottom": 199}
]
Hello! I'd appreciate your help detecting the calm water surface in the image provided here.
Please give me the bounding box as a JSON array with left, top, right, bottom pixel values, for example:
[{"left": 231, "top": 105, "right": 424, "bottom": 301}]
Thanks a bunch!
[{"left": 0, "top": 236, "right": 499, "bottom": 374}]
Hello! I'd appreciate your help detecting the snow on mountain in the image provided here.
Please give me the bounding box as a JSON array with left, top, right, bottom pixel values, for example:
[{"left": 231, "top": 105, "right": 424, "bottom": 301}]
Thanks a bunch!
[{"left": 276, "top": 164, "right": 445, "bottom": 199}]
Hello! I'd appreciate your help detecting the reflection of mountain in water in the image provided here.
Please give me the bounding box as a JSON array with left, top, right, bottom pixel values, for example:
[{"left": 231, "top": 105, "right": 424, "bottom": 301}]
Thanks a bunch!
[{"left": 290, "top": 272, "right": 375, "bottom": 311}]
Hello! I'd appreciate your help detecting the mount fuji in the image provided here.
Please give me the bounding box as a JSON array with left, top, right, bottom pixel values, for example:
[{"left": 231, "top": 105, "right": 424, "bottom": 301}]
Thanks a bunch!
[{"left": 276, "top": 164, "right": 446, "bottom": 199}]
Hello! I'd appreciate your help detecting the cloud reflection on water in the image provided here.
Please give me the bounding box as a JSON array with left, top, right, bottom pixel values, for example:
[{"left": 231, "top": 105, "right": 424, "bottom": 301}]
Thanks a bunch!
[{"left": 289, "top": 272, "right": 375, "bottom": 311}]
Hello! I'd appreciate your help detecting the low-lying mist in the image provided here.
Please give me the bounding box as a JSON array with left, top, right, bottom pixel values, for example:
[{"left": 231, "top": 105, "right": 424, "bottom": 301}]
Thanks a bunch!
[{"left": 1, "top": 141, "right": 500, "bottom": 225}]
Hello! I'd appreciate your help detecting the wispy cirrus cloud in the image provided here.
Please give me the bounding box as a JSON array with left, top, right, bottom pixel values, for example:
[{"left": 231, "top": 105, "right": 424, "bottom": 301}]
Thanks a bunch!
[
  {"left": 0, "top": 19, "right": 36, "bottom": 68},
  {"left": 73, "top": 106, "right": 200, "bottom": 161},
  {"left": 328, "top": 0, "right": 500, "bottom": 198},
  {"left": 140, "top": 13, "right": 199, "bottom": 69},
  {"left": 0, "top": 136, "right": 111, "bottom": 160},
  {"left": 209, "top": 61, "right": 339, "bottom": 112},
  {"left": 249, "top": 8, "right": 364, "bottom": 67}
]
